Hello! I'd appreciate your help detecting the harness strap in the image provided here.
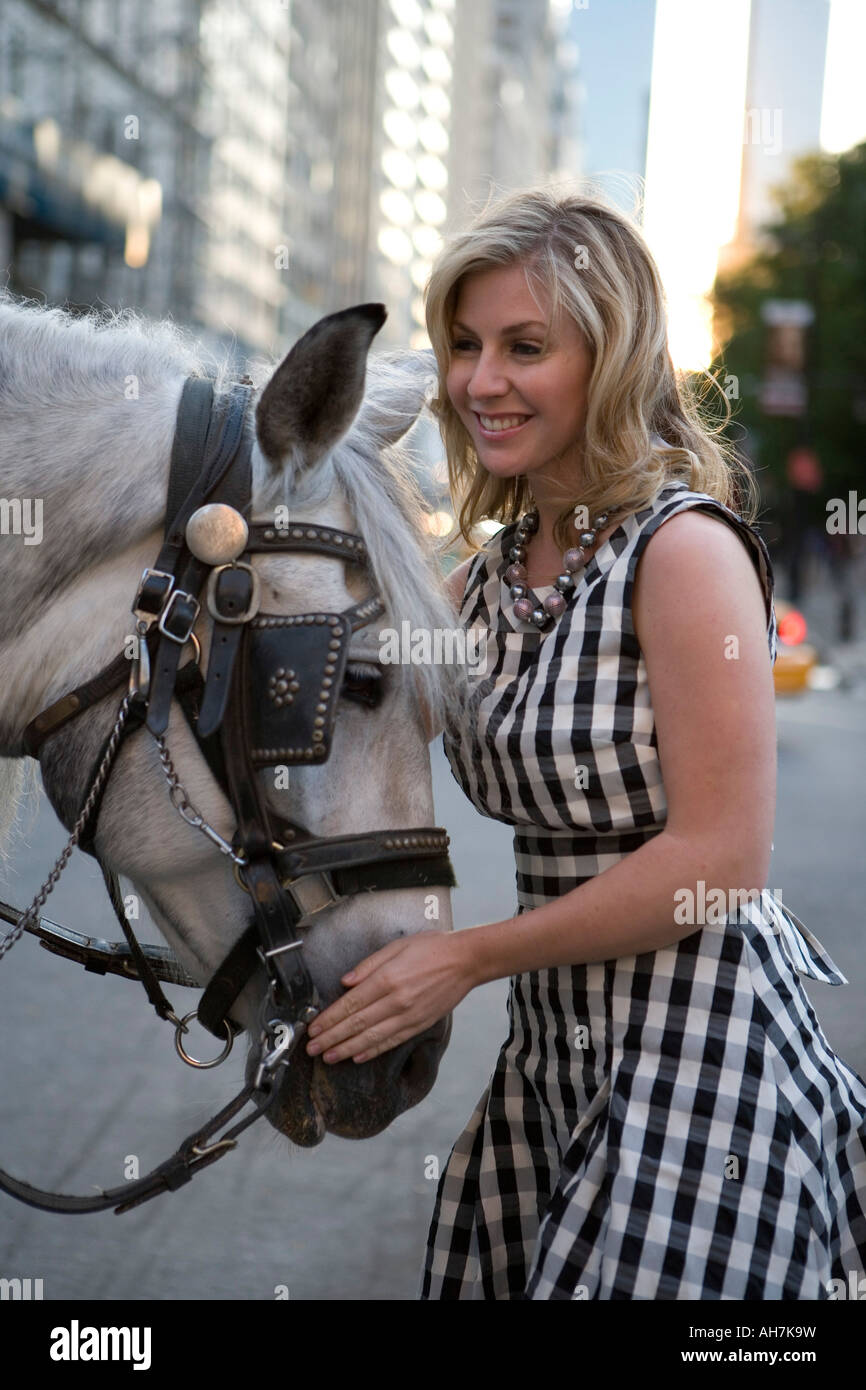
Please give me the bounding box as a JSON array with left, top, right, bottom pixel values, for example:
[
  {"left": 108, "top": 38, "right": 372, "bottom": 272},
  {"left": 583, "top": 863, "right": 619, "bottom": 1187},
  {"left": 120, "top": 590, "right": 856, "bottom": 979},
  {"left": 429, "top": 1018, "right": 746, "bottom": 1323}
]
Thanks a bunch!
[
  {"left": 164, "top": 378, "right": 217, "bottom": 534},
  {"left": 220, "top": 634, "right": 319, "bottom": 1020},
  {"left": 146, "top": 382, "right": 253, "bottom": 737},
  {"left": 0, "top": 896, "right": 200, "bottom": 987},
  {"left": 0, "top": 1079, "right": 276, "bottom": 1215},
  {"left": 23, "top": 650, "right": 139, "bottom": 758},
  {"left": 98, "top": 863, "right": 179, "bottom": 1024},
  {"left": 197, "top": 562, "right": 255, "bottom": 738},
  {"left": 197, "top": 853, "right": 456, "bottom": 1037}
]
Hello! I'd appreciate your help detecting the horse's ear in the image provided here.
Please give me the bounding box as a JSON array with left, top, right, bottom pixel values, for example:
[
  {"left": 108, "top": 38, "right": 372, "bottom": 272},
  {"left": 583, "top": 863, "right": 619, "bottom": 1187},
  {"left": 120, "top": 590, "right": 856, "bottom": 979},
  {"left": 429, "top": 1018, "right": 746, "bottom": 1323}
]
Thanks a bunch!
[
  {"left": 354, "top": 347, "right": 439, "bottom": 448},
  {"left": 255, "top": 303, "right": 387, "bottom": 471}
]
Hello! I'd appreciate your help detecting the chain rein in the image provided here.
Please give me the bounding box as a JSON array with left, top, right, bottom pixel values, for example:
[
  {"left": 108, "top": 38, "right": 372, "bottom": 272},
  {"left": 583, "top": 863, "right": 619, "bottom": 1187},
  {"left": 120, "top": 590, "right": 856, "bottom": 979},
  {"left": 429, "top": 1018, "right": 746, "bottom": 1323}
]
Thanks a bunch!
[{"left": 0, "top": 693, "right": 136, "bottom": 963}]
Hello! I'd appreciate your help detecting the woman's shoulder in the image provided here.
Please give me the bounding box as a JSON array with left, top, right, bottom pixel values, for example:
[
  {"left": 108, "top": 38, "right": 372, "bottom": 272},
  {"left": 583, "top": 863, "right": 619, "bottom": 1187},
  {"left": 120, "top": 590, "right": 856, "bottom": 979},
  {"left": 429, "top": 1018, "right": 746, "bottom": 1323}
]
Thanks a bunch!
[
  {"left": 631, "top": 483, "right": 772, "bottom": 572},
  {"left": 628, "top": 482, "right": 777, "bottom": 654}
]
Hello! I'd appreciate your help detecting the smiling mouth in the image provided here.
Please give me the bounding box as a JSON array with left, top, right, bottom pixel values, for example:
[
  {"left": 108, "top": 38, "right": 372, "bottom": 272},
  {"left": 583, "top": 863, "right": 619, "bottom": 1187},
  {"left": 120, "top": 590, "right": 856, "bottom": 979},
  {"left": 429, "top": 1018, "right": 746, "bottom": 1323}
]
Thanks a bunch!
[{"left": 474, "top": 412, "right": 533, "bottom": 437}]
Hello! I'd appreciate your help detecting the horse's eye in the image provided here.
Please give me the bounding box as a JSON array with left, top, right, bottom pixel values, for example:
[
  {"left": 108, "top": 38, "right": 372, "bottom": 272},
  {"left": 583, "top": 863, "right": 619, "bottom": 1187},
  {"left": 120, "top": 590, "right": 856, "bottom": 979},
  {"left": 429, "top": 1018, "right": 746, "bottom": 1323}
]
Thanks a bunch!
[{"left": 342, "top": 662, "right": 383, "bottom": 708}]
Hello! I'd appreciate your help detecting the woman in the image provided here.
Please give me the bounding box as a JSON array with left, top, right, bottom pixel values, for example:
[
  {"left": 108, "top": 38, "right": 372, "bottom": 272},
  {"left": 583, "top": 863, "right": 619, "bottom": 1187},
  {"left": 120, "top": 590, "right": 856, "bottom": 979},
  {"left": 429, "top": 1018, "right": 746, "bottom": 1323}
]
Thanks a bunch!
[{"left": 303, "top": 185, "right": 866, "bottom": 1300}]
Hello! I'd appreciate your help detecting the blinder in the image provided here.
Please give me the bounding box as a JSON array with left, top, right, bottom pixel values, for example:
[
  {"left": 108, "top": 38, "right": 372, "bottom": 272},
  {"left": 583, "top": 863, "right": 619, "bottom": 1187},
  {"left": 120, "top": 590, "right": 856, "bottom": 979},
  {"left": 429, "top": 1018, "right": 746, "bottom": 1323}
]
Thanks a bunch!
[{"left": 245, "top": 612, "right": 352, "bottom": 767}]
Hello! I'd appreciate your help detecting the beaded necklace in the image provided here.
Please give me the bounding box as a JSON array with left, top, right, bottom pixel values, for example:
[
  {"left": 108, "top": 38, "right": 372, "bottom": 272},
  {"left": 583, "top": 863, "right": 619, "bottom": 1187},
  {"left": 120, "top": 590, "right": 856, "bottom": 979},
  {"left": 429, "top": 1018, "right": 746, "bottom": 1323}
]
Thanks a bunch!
[{"left": 504, "top": 505, "right": 614, "bottom": 631}]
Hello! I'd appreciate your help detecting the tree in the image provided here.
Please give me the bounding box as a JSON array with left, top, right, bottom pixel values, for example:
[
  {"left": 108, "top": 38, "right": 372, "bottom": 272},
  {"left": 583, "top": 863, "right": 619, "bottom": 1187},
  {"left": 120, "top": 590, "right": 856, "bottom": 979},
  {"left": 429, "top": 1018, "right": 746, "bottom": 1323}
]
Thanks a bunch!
[{"left": 710, "top": 140, "right": 866, "bottom": 532}]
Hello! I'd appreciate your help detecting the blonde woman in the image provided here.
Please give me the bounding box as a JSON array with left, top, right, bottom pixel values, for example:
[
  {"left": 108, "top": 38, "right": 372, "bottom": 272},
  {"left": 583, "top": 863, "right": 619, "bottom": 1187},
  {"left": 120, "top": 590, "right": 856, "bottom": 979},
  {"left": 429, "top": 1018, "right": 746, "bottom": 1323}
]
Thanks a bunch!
[{"left": 303, "top": 185, "right": 866, "bottom": 1300}]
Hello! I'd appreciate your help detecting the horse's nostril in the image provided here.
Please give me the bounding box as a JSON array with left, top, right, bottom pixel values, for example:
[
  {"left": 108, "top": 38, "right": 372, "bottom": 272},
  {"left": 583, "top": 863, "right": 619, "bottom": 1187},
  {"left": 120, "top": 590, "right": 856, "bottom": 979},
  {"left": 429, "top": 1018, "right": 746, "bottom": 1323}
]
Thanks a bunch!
[{"left": 400, "top": 1037, "right": 432, "bottom": 1092}]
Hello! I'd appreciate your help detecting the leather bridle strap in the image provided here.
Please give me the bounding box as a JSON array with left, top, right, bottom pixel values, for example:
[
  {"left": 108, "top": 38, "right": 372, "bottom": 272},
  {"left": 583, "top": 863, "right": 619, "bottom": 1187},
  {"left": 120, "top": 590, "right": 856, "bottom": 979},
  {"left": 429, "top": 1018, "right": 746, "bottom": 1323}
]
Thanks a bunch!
[
  {"left": 23, "top": 650, "right": 142, "bottom": 757},
  {"left": 0, "top": 1078, "right": 279, "bottom": 1215},
  {"left": 219, "top": 633, "right": 320, "bottom": 1023},
  {"left": 145, "top": 380, "right": 254, "bottom": 737},
  {"left": 198, "top": 848, "right": 456, "bottom": 1036}
]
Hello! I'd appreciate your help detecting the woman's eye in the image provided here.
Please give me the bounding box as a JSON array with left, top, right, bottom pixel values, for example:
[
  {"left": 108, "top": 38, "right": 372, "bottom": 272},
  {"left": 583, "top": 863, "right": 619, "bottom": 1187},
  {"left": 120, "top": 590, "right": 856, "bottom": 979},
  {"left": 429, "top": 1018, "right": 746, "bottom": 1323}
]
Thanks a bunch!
[
  {"left": 341, "top": 662, "right": 383, "bottom": 708},
  {"left": 449, "top": 339, "right": 541, "bottom": 355}
]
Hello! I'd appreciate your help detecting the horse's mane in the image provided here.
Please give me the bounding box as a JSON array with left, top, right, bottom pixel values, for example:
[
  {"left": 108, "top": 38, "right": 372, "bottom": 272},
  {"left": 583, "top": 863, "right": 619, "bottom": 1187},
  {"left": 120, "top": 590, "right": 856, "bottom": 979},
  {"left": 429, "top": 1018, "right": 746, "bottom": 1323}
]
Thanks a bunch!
[{"left": 0, "top": 295, "right": 470, "bottom": 862}]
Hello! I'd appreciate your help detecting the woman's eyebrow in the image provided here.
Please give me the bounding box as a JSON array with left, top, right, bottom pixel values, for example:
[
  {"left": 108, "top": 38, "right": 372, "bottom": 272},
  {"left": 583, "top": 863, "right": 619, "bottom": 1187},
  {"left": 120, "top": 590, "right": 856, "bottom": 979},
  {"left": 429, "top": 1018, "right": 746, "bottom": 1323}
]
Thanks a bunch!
[{"left": 452, "top": 319, "right": 548, "bottom": 335}]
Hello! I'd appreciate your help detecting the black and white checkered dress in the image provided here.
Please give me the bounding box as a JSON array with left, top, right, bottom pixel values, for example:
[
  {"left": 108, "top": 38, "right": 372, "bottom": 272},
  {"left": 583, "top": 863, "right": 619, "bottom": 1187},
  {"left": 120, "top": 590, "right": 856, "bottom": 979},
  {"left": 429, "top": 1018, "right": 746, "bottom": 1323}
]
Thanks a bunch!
[{"left": 419, "top": 479, "right": 866, "bottom": 1300}]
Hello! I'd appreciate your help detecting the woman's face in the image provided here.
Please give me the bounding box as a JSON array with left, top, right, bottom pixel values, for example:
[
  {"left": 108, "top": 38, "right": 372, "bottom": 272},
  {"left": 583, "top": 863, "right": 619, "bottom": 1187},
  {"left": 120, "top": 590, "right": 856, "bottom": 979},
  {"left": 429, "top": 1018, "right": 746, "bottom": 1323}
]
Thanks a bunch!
[{"left": 445, "top": 261, "right": 593, "bottom": 488}]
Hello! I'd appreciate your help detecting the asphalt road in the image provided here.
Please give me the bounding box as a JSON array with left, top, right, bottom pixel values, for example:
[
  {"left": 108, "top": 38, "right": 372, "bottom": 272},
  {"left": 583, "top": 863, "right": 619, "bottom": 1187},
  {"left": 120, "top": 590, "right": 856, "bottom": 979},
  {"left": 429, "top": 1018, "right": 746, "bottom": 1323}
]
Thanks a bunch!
[{"left": 0, "top": 682, "right": 863, "bottom": 1301}]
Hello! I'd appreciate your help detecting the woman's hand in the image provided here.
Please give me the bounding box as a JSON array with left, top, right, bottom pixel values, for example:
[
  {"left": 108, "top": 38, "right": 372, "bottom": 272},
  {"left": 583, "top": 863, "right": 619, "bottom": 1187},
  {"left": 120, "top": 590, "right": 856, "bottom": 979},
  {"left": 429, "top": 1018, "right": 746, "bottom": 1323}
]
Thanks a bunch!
[{"left": 304, "top": 928, "right": 475, "bottom": 1064}]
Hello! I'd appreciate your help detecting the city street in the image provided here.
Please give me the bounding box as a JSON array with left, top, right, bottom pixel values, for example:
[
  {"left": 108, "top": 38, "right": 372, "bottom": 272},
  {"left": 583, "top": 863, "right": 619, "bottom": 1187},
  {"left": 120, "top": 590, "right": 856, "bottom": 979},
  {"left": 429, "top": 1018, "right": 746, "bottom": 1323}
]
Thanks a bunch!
[{"left": 0, "top": 666, "right": 863, "bottom": 1301}]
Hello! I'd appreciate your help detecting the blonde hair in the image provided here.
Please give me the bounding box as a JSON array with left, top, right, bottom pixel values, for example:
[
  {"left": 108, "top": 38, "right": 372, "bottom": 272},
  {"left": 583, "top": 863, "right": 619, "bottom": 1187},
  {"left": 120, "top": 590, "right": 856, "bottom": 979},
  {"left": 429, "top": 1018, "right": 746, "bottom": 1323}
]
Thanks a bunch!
[{"left": 424, "top": 181, "right": 758, "bottom": 553}]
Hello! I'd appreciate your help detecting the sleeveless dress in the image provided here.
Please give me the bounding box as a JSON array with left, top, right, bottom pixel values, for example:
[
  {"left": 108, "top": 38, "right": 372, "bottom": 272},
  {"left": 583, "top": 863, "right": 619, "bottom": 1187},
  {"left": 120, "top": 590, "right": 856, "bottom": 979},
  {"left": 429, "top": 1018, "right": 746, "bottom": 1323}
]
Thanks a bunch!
[{"left": 419, "top": 478, "right": 866, "bottom": 1300}]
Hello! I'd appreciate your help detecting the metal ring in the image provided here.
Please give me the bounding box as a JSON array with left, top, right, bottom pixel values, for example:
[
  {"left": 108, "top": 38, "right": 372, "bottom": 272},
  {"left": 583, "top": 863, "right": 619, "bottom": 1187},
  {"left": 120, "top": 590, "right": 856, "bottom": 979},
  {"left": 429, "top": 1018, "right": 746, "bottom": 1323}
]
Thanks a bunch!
[
  {"left": 233, "top": 861, "right": 251, "bottom": 894},
  {"left": 174, "top": 1011, "right": 234, "bottom": 1069},
  {"left": 182, "top": 631, "right": 202, "bottom": 666}
]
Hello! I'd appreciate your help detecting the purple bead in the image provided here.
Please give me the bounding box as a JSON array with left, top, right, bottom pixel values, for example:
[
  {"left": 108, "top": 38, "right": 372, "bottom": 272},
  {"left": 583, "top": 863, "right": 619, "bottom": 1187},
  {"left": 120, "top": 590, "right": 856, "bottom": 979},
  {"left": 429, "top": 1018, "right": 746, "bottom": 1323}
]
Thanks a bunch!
[
  {"left": 543, "top": 591, "right": 566, "bottom": 617},
  {"left": 505, "top": 562, "right": 527, "bottom": 583},
  {"left": 512, "top": 597, "right": 535, "bottom": 622},
  {"left": 563, "top": 547, "right": 586, "bottom": 572}
]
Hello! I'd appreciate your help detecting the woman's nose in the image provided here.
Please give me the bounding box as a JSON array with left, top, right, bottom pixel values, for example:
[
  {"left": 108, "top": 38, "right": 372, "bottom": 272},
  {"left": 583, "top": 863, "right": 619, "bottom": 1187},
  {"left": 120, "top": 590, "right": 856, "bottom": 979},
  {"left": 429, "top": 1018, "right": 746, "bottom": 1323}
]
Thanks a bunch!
[{"left": 467, "top": 351, "right": 509, "bottom": 402}]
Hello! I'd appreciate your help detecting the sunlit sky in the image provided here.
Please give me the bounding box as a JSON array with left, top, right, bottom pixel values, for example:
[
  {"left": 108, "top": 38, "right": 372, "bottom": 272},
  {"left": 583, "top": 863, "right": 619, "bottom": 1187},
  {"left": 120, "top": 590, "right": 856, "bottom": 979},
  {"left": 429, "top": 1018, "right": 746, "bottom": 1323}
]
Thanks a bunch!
[
  {"left": 643, "top": 0, "right": 752, "bottom": 373},
  {"left": 821, "top": 0, "right": 866, "bottom": 153},
  {"left": 642, "top": 0, "right": 866, "bottom": 373}
]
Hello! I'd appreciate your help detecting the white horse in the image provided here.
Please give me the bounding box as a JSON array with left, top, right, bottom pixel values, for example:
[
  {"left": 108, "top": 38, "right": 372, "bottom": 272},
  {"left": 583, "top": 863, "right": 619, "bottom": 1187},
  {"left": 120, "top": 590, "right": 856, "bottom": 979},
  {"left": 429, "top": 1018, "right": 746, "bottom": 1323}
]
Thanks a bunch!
[{"left": 0, "top": 293, "right": 469, "bottom": 1147}]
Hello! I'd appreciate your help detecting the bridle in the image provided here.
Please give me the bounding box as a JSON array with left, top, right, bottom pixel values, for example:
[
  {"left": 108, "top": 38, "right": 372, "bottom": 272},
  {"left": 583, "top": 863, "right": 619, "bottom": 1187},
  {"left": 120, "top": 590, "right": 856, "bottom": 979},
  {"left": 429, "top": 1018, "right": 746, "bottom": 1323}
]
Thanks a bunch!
[{"left": 0, "top": 374, "right": 456, "bottom": 1214}]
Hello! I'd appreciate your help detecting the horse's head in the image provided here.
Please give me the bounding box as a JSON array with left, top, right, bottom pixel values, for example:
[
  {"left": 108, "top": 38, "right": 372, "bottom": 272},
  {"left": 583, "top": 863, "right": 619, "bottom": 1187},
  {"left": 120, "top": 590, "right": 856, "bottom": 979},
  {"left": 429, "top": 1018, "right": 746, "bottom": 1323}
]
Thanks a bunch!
[{"left": 0, "top": 297, "right": 469, "bottom": 1147}]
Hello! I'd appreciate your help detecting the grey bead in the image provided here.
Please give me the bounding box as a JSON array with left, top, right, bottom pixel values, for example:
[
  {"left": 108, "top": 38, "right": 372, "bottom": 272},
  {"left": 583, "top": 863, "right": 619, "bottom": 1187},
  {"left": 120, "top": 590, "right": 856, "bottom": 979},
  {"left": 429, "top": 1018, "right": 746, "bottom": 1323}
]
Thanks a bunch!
[{"left": 555, "top": 572, "right": 575, "bottom": 593}]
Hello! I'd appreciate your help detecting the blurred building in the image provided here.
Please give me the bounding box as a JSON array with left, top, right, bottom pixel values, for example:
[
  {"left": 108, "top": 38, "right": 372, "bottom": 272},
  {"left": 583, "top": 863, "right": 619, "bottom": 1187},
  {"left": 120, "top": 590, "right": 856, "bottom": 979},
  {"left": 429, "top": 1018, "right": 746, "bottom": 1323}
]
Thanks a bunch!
[
  {"left": 281, "top": 0, "right": 379, "bottom": 341},
  {"left": 446, "top": 0, "right": 576, "bottom": 234},
  {"left": 196, "top": 0, "right": 293, "bottom": 355},
  {"left": 0, "top": 0, "right": 584, "bottom": 368},
  {"left": 367, "top": 0, "right": 456, "bottom": 352},
  {"left": 0, "top": 0, "right": 205, "bottom": 325},
  {"left": 720, "top": 0, "right": 832, "bottom": 276}
]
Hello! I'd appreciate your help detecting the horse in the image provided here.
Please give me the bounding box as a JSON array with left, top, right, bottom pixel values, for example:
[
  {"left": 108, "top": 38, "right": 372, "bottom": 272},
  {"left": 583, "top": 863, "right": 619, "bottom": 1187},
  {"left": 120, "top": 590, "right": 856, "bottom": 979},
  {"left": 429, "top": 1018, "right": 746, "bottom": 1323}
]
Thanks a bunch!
[{"left": 0, "top": 292, "right": 469, "bottom": 1153}]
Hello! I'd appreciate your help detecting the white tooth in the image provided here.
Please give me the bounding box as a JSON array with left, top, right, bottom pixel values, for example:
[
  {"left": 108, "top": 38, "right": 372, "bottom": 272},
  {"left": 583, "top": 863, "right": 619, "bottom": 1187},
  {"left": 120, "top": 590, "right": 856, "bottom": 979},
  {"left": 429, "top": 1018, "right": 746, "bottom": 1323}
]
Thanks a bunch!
[{"left": 481, "top": 415, "right": 526, "bottom": 431}]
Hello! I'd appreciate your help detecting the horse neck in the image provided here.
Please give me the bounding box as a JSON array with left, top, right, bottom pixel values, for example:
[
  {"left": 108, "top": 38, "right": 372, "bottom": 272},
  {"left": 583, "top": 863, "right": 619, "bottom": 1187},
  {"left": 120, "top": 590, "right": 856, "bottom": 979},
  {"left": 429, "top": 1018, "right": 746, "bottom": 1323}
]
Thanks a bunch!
[
  {"left": 0, "top": 374, "right": 186, "bottom": 641},
  {"left": 0, "top": 373, "right": 186, "bottom": 751}
]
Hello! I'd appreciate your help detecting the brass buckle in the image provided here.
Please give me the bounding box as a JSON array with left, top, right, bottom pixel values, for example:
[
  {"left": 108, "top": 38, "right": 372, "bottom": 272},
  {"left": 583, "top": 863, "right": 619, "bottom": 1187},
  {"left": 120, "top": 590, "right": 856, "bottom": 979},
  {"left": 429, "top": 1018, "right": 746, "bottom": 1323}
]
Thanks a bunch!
[{"left": 280, "top": 871, "right": 344, "bottom": 921}]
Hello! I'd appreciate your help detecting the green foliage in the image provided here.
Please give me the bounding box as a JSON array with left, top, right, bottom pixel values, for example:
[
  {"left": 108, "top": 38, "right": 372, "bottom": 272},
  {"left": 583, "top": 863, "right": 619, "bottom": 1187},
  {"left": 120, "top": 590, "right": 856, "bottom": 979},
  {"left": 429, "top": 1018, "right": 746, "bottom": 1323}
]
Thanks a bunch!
[{"left": 710, "top": 140, "right": 866, "bottom": 525}]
